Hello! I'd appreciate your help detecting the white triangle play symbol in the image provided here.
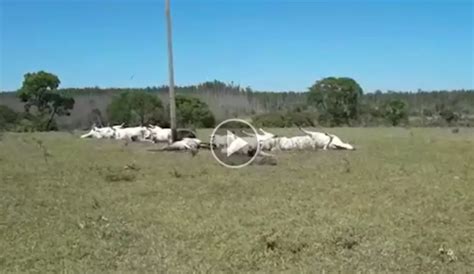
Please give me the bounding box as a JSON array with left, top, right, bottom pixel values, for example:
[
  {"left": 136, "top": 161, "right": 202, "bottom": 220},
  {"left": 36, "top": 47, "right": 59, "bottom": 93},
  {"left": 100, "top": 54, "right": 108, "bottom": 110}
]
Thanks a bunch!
[{"left": 226, "top": 130, "right": 249, "bottom": 157}]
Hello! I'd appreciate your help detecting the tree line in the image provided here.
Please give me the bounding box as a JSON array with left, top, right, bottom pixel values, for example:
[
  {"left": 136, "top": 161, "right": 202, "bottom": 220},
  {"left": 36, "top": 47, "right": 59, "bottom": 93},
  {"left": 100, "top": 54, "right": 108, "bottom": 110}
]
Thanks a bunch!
[{"left": 1, "top": 71, "right": 473, "bottom": 131}]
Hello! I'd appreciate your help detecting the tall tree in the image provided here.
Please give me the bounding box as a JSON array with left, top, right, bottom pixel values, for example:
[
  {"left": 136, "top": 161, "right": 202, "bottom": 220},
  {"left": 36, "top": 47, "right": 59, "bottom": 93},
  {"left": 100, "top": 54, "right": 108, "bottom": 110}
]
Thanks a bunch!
[
  {"left": 384, "top": 99, "right": 408, "bottom": 126},
  {"left": 308, "top": 77, "right": 363, "bottom": 126},
  {"left": 17, "top": 71, "right": 74, "bottom": 130},
  {"left": 107, "top": 91, "right": 164, "bottom": 126},
  {"left": 175, "top": 95, "right": 215, "bottom": 128}
]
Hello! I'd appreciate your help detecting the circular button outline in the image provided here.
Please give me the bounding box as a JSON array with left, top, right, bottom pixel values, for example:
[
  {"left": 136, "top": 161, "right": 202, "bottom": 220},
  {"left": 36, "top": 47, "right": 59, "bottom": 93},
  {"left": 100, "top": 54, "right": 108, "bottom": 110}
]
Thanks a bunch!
[{"left": 210, "top": 118, "right": 261, "bottom": 169}]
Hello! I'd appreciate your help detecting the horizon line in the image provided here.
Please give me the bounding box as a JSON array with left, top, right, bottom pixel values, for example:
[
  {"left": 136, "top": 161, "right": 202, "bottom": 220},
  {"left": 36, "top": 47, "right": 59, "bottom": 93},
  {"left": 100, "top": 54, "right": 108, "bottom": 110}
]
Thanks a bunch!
[{"left": 1, "top": 86, "right": 473, "bottom": 94}]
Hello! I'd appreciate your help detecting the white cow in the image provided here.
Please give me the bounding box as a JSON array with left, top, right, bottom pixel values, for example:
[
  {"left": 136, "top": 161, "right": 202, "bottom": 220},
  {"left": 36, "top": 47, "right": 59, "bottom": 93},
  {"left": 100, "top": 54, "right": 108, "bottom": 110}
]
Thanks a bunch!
[
  {"left": 259, "top": 137, "right": 278, "bottom": 151},
  {"left": 325, "top": 134, "right": 356, "bottom": 150},
  {"left": 81, "top": 125, "right": 116, "bottom": 139},
  {"left": 219, "top": 136, "right": 260, "bottom": 156},
  {"left": 114, "top": 126, "right": 151, "bottom": 142},
  {"left": 148, "top": 125, "right": 172, "bottom": 143},
  {"left": 210, "top": 132, "right": 237, "bottom": 148},
  {"left": 288, "top": 135, "right": 317, "bottom": 150},
  {"left": 299, "top": 127, "right": 355, "bottom": 150},
  {"left": 260, "top": 135, "right": 316, "bottom": 151},
  {"left": 246, "top": 130, "right": 307, "bottom": 152},
  {"left": 112, "top": 123, "right": 124, "bottom": 130},
  {"left": 80, "top": 128, "right": 103, "bottom": 139},
  {"left": 165, "top": 138, "right": 201, "bottom": 150},
  {"left": 273, "top": 137, "right": 294, "bottom": 151},
  {"left": 158, "top": 138, "right": 203, "bottom": 156}
]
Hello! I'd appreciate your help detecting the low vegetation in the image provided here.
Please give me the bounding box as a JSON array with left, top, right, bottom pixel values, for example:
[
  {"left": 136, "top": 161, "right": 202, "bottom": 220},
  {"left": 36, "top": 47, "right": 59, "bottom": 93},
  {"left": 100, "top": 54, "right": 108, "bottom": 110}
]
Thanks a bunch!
[
  {"left": 0, "top": 128, "right": 473, "bottom": 272},
  {"left": 1, "top": 72, "right": 473, "bottom": 130},
  {"left": 106, "top": 90, "right": 165, "bottom": 126},
  {"left": 252, "top": 110, "right": 317, "bottom": 127},
  {"left": 175, "top": 95, "right": 216, "bottom": 128}
]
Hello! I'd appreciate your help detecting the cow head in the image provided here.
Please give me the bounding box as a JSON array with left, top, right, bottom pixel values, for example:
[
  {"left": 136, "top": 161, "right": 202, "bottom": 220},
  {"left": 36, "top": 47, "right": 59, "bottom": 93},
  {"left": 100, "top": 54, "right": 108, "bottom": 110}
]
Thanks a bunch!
[
  {"left": 112, "top": 123, "right": 124, "bottom": 130},
  {"left": 328, "top": 135, "right": 355, "bottom": 150},
  {"left": 258, "top": 128, "right": 277, "bottom": 140}
]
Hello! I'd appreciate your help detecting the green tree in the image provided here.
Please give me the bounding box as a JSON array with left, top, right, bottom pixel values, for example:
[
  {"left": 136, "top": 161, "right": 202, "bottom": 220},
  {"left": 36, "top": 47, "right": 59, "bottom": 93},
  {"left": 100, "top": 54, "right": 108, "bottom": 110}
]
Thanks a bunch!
[
  {"left": 384, "top": 99, "right": 408, "bottom": 126},
  {"left": 175, "top": 95, "right": 215, "bottom": 128},
  {"left": 307, "top": 77, "right": 363, "bottom": 126},
  {"left": 17, "top": 71, "right": 74, "bottom": 130},
  {"left": 107, "top": 91, "right": 164, "bottom": 126}
]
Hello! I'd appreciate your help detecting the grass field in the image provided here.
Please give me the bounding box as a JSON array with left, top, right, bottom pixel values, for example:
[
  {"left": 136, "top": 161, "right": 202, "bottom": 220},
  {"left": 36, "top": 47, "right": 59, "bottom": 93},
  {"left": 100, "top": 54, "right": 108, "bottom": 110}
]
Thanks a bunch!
[{"left": 1, "top": 128, "right": 473, "bottom": 272}]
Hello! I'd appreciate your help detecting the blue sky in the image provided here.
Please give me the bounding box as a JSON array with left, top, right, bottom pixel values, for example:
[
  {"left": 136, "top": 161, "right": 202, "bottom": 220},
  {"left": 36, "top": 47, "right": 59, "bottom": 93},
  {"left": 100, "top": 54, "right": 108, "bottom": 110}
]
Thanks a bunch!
[{"left": 0, "top": 0, "right": 472, "bottom": 92}]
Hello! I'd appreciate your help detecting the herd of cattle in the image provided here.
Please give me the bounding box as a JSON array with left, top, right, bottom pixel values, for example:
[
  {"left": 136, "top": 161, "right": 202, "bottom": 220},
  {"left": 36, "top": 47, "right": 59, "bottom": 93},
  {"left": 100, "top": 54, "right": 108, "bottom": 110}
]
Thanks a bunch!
[{"left": 80, "top": 124, "right": 356, "bottom": 154}]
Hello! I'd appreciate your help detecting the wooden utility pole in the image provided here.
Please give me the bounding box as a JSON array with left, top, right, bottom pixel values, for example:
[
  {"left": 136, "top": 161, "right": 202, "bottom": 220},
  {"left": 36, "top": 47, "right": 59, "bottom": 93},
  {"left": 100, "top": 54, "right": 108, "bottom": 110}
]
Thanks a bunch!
[{"left": 165, "top": 0, "right": 177, "bottom": 141}]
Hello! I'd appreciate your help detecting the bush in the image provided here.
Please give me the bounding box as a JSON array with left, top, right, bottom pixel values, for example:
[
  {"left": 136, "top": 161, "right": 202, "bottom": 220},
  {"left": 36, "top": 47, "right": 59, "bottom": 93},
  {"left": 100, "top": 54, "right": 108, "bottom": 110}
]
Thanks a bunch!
[
  {"left": 252, "top": 113, "right": 287, "bottom": 127},
  {"left": 0, "top": 106, "right": 19, "bottom": 130},
  {"left": 286, "top": 111, "right": 317, "bottom": 127},
  {"left": 0, "top": 106, "right": 59, "bottom": 132},
  {"left": 252, "top": 111, "right": 316, "bottom": 127},
  {"left": 107, "top": 91, "right": 164, "bottom": 126},
  {"left": 13, "top": 118, "right": 37, "bottom": 132},
  {"left": 356, "top": 104, "right": 387, "bottom": 127},
  {"left": 107, "top": 93, "right": 215, "bottom": 128},
  {"left": 422, "top": 108, "right": 433, "bottom": 117},
  {"left": 439, "top": 109, "right": 459, "bottom": 125},
  {"left": 383, "top": 99, "right": 408, "bottom": 126},
  {"left": 175, "top": 95, "right": 216, "bottom": 128}
]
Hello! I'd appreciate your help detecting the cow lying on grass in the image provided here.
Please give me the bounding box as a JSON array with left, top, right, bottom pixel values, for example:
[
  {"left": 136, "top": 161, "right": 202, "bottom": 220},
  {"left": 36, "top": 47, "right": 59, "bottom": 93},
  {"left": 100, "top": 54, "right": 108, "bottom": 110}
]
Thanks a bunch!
[
  {"left": 260, "top": 135, "right": 317, "bottom": 151},
  {"left": 80, "top": 125, "right": 117, "bottom": 139},
  {"left": 159, "top": 138, "right": 201, "bottom": 150},
  {"left": 114, "top": 126, "right": 152, "bottom": 142},
  {"left": 256, "top": 128, "right": 356, "bottom": 151},
  {"left": 147, "top": 125, "right": 171, "bottom": 143},
  {"left": 149, "top": 137, "right": 215, "bottom": 157},
  {"left": 147, "top": 126, "right": 197, "bottom": 143},
  {"left": 81, "top": 124, "right": 196, "bottom": 144},
  {"left": 298, "top": 127, "right": 355, "bottom": 150},
  {"left": 210, "top": 131, "right": 236, "bottom": 148}
]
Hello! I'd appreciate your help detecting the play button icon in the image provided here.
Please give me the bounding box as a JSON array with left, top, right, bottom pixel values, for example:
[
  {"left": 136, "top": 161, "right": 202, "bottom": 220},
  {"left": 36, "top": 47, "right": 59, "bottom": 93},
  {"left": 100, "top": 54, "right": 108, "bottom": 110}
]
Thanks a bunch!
[
  {"left": 210, "top": 119, "right": 260, "bottom": 168},
  {"left": 225, "top": 130, "right": 250, "bottom": 157}
]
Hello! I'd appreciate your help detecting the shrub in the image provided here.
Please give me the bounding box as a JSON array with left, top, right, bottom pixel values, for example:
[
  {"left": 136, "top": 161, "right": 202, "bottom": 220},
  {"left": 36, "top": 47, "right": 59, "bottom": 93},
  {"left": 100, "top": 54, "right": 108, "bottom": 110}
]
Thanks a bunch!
[
  {"left": 383, "top": 99, "right": 408, "bottom": 126},
  {"left": 107, "top": 91, "right": 164, "bottom": 126},
  {"left": 0, "top": 106, "right": 19, "bottom": 130},
  {"left": 286, "top": 111, "right": 317, "bottom": 127},
  {"left": 252, "top": 111, "right": 316, "bottom": 127},
  {"left": 0, "top": 107, "right": 59, "bottom": 132},
  {"left": 175, "top": 95, "right": 216, "bottom": 128},
  {"left": 13, "top": 118, "right": 38, "bottom": 132},
  {"left": 439, "top": 109, "right": 459, "bottom": 125}
]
